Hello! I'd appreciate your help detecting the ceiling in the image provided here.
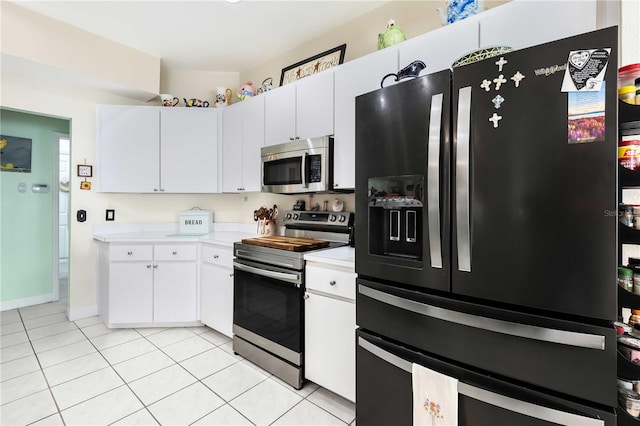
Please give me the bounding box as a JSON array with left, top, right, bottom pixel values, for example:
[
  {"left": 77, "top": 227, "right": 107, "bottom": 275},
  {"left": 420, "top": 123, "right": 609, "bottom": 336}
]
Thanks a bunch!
[{"left": 9, "top": 0, "right": 389, "bottom": 73}]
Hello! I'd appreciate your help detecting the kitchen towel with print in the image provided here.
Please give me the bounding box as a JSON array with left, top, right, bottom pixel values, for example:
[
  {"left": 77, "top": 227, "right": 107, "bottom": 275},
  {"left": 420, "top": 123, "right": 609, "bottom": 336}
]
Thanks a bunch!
[{"left": 412, "top": 363, "right": 458, "bottom": 426}]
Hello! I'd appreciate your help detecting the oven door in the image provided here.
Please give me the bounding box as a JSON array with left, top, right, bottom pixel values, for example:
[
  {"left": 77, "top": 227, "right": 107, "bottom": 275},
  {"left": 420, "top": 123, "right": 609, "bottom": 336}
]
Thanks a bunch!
[{"left": 233, "top": 258, "right": 304, "bottom": 363}]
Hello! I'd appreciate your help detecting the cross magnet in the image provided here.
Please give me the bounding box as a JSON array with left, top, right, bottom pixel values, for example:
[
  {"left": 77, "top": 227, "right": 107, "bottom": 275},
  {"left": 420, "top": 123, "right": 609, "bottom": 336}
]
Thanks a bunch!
[
  {"left": 489, "top": 113, "right": 503, "bottom": 128},
  {"left": 495, "top": 57, "right": 508, "bottom": 72},
  {"left": 492, "top": 95, "right": 505, "bottom": 109},
  {"left": 480, "top": 79, "right": 492, "bottom": 92},
  {"left": 511, "top": 71, "right": 525, "bottom": 87},
  {"left": 493, "top": 74, "right": 507, "bottom": 90}
]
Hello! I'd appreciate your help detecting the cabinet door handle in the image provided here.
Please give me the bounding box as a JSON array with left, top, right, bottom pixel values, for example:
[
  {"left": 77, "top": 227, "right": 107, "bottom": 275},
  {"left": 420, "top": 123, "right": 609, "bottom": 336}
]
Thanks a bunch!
[
  {"left": 154, "top": 188, "right": 159, "bottom": 192},
  {"left": 329, "top": 280, "right": 336, "bottom": 286},
  {"left": 160, "top": 189, "right": 165, "bottom": 192},
  {"left": 172, "top": 251, "right": 177, "bottom": 255},
  {"left": 304, "top": 294, "right": 310, "bottom": 300},
  {"left": 229, "top": 273, "right": 234, "bottom": 277},
  {"left": 214, "top": 254, "right": 219, "bottom": 259},
  {"left": 127, "top": 251, "right": 133, "bottom": 255},
  {"left": 153, "top": 264, "right": 158, "bottom": 269},
  {"left": 147, "top": 264, "right": 152, "bottom": 268}
]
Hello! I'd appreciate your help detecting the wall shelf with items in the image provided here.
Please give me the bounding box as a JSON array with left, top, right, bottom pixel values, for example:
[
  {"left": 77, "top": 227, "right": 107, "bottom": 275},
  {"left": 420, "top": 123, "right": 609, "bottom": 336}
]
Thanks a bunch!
[{"left": 618, "top": 98, "right": 640, "bottom": 425}]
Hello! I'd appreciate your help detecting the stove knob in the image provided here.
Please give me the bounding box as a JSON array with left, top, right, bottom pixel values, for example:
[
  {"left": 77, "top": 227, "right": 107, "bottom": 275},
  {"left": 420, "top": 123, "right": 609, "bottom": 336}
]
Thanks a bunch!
[
  {"left": 338, "top": 215, "right": 346, "bottom": 222},
  {"left": 285, "top": 213, "right": 292, "bottom": 220},
  {"left": 329, "top": 215, "right": 337, "bottom": 222},
  {"left": 293, "top": 213, "right": 299, "bottom": 220}
]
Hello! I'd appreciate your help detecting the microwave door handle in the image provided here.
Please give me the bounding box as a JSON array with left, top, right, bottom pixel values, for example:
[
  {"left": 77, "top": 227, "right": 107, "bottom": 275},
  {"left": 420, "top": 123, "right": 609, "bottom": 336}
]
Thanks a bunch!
[
  {"left": 427, "top": 93, "right": 443, "bottom": 268},
  {"left": 302, "top": 152, "right": 308, "bottom": 188},
  {"left": 359, "top": 337, "right": 604, "bottom": 426},
  {"left": 456, "top": 86, "right": 472, "bottom": 272}
]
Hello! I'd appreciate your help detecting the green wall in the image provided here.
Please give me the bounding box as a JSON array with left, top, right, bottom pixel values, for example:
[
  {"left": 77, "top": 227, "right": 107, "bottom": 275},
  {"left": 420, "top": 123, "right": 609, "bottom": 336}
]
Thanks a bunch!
[{"left": 0, "top": 109, "right": 70, "bottom": 303}]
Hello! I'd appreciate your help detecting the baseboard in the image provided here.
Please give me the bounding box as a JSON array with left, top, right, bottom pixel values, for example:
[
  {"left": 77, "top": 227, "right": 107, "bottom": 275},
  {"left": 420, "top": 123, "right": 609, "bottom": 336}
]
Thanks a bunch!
[
  {"left": 1, "top": 293, "right": 57, "bottom": 311},
  {"left": 67, "top": 304, "right": 98, "bottom": 321}
]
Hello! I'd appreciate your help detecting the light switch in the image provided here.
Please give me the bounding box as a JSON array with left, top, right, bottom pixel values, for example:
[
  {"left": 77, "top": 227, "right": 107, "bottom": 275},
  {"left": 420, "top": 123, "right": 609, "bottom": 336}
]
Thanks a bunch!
[{"left": 18, "top": 182, "right": 26, "bottom": 193}]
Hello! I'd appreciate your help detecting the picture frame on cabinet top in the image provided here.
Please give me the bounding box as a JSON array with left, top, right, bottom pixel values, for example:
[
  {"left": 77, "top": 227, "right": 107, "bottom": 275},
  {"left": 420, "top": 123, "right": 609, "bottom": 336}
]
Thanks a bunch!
[{"left": 280, "top": 44, "right": 346, "bottom": 86}]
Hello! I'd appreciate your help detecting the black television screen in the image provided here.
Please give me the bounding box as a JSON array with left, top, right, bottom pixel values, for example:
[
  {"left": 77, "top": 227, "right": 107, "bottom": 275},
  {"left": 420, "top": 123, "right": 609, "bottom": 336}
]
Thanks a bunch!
[{"left": 0, "top": 135, "right": 32, "bottom": 173}]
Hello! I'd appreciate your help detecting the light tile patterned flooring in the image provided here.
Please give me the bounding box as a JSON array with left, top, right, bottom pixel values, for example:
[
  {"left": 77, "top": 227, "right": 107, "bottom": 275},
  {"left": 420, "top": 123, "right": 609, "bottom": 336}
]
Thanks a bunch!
[{"left": 0, "top": 300, "right": 356, "bottom": 425}]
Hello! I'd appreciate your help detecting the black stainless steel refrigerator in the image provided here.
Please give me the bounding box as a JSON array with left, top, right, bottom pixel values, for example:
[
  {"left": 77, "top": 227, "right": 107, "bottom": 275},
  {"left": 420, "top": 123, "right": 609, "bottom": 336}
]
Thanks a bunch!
[{"left": 355, "top": 27, "right": 618, "bottom": 425}]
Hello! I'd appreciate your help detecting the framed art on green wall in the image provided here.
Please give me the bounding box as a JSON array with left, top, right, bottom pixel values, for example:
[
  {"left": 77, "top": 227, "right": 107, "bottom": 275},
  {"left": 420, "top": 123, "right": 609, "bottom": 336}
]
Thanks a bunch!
[{"left": 0, "top": 135, "right": 32, "bottom": 172}]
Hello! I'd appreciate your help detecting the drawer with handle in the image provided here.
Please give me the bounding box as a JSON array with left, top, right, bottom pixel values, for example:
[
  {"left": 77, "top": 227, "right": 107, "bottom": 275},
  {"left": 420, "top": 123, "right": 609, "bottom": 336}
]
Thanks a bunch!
[
  {"left": 201, "top": 244, "right": 233, "bottom": 268},
  {"left": 306, "top": 263, "right": 356, "bottom": 300},
  {"left": 154, "top": 244, "right": 197, "bottom": 261},
  {"left": 110, "top": 244, "right": 153, "bottom": 261}
]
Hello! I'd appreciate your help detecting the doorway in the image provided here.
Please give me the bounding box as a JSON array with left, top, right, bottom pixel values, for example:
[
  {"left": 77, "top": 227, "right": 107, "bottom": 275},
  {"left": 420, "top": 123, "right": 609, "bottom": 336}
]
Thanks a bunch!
[
  {"left": 0, "top": 109, "right": 70, "bottom": 310},
  {"left": 57, "top": 134, "right": 70, "bottom": 301}
]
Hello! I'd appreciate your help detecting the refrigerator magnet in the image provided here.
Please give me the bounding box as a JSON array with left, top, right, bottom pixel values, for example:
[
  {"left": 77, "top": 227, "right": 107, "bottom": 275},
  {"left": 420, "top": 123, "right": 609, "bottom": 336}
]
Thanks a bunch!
[
  {"left": 561, "top": 48, "right": 611, "bottom": 92},
  {"left": 567, "top": 82, "right": 606, "bottom": 144}
]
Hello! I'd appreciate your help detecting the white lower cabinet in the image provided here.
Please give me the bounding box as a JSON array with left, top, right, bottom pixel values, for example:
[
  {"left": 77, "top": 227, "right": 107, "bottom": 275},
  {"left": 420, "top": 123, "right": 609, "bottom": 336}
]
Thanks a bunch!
[
  {"left": 98, "top": 242, "right": 198, "bottom": 327},
  {"left": 200, "top": 243, "right": 234, "bottom": 337},
  {"left": 304, "top": 261, "right": 356, "bottom": 402}
]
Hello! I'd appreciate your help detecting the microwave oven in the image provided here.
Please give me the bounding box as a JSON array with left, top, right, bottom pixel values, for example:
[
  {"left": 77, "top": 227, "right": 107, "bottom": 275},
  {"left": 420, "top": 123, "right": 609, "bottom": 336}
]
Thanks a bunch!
[{"left": 261, "top": 137, "right": 333, "bottom": 194}]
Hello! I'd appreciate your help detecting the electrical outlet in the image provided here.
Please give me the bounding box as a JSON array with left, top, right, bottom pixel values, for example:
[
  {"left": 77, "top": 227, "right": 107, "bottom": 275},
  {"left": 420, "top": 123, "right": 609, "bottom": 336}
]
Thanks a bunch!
[{"left": 106, "top": 209, "right": 115, "bottom": 221}]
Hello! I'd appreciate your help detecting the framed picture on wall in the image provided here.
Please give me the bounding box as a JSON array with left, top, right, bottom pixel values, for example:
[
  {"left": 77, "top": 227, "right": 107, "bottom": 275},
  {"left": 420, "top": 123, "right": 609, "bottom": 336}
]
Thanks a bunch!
[
  {"left": 0, "top": 135, "right": 32, "bottom": 173},
  {"left": 77, "top": 164, "right": 93, "bottom": 177}
]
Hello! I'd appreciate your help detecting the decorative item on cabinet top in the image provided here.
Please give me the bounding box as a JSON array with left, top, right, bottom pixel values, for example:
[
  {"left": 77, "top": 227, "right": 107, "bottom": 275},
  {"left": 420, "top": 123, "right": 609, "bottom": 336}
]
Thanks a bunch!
[
  {"left": 160, "top": 94, "right": 180, "bottom": 107},
  {"left": 237, "top": 81, "right": 255, "bottom": 101},
  {"left": 377, "top": 19, "right": 406, "bottom": 50},
  {"left": 280, "top": 44, "right": 346, "bottom": 86},
  {"left": 184, "top": 98, "right": 209, "bottom": 107},
  {"left": 380, "top": 60, "right": 426, "bottom": 88},
  {"left": 437, "top": 0, "right": 485, "bottom": 25},
  {"left": 214, "top": 88, "right": 232, "bottom": 107},
  {"left": 257, "top": 77, "right": 274, "bottom": 94}
]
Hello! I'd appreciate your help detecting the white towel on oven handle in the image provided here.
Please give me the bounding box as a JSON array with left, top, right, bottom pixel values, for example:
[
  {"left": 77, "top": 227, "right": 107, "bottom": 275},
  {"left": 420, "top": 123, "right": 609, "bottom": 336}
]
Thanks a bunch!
[{"left": 412, "top": 363, "right": 458, "bottom": 426}]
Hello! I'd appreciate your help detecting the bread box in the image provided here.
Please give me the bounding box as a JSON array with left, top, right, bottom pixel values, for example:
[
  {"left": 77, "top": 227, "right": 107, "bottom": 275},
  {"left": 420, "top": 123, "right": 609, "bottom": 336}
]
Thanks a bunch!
[{"left": 179, "top": 209, "right": 212, "bottom": 235}]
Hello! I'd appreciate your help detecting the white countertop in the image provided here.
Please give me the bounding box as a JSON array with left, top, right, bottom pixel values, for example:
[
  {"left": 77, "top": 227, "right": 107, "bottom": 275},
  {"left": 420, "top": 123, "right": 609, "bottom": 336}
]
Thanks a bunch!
[
  {"left": 303, "top": 246, "right": 355, "bottom": 269},
  {"left": 93, "top": 222, "right": 260, "bottom": 247}
]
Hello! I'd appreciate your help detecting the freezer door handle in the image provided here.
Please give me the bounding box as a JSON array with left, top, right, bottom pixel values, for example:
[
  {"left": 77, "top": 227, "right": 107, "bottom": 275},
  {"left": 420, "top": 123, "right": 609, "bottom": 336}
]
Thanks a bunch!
[
  {"left": 427, "top": 93, "right": 443, "bottom": 268},
  {"left": 358, "top": 337, "right": 604, "bottom": 426},
  {"left": 358, "top": 284, "right": 605, "bottom": 350},
  {"left": 455, "top": 86, "right": 472, "bottom": 272}
]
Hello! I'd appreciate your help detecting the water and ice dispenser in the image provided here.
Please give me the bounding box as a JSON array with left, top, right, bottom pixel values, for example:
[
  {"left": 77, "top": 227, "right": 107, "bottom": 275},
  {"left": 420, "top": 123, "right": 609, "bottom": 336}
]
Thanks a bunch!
[{"left": 368, "top": 175, "right": 423, "bottom": 261}]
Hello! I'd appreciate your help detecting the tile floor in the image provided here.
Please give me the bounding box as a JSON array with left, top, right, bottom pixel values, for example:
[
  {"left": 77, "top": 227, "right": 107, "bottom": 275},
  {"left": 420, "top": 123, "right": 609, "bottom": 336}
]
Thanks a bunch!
[{"left": 0, "top": 300, "right": 356, "bottom": 425}]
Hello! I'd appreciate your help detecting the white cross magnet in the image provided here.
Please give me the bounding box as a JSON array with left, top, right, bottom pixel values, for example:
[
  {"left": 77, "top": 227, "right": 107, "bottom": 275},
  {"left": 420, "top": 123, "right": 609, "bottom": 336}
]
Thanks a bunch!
[
  {"left": 492, "top": 95, "right": 505, "bottom": 109},
  {"left": 511, "top": 71, "right": 525, "bottom": 87},
  {"left": 480, "top": 79, "right": 492, "bottom": 92},
  {"left": 489, "top": 113, "right": 502, "bottom": 128},
  {"left": 493, "top": 74, "right": 507, "bottom": 90},
  {"left": 495, "top": 57, "right": 508, "bottom": 72}
]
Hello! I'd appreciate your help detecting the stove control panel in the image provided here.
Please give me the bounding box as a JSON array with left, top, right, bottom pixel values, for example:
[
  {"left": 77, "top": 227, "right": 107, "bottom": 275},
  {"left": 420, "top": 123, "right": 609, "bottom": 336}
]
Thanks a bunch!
[{"left": 283, "top": 210, "right": 354, "bottom": 228}]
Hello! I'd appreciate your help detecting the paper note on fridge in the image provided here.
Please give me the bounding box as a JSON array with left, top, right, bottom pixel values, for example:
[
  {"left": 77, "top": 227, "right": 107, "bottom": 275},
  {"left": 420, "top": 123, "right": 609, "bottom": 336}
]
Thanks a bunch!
[{"left": 561, "top": 48, "right": 611, "bottom": 92}]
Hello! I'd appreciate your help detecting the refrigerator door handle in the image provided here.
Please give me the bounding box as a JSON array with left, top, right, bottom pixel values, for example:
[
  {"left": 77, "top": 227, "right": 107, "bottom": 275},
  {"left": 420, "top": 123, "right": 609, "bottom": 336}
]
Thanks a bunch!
[
  {"left": 455, "top": 86, "right": 472, "bottom": 272},
  {"left": 358, "top": 285, "right": 605, "bottom": 350},
  {"left": 457, "top": 383, "right": 604, "bottom": 426},
  {"left": 390, "top": 210, "right": 400, "bottom": 241},
  {"left": 427, "top": 93, "right": 443, "bottom": 268},
  {"left": 358, "top": 337, "right": 604, "bottom": 426}
]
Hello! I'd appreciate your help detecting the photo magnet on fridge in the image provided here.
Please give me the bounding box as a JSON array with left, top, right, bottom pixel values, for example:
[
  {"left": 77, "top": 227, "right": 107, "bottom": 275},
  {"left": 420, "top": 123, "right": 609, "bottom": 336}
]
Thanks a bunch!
[{"left": 561, "top": 48, "right": 610, "bottom": 92}]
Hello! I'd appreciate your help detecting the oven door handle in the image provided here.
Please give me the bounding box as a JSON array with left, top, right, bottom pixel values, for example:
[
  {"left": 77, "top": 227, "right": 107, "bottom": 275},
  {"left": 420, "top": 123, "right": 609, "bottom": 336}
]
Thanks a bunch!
[{"left": 233, "top": 261, "right": 301, "bottom": 286}]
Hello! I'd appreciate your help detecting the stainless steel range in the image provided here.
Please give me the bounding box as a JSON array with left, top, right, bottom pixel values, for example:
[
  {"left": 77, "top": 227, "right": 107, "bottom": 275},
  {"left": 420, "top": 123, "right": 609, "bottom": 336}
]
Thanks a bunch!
[{"left": 232, "top": 210, "right": 354, "bottom": 389}]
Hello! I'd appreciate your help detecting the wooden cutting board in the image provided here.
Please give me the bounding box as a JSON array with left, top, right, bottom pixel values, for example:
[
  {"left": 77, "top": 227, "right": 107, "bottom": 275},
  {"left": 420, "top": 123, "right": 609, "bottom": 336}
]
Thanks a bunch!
[{"left": 241, "top": 236, "right": 330, "bottom": 252}]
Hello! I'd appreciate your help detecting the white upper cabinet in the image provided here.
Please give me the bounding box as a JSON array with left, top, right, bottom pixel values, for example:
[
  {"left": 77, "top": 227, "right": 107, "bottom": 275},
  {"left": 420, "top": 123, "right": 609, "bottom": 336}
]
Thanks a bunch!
[
  {"left": 221, "top": 96, "right": 265, "bottom": 192},
  {"left": 264, "top": 83, "right": 296, "bottom": 145},
  {"left": 97, "top": 105, "right": 219, "bottom": 193},
  {"left": 295, "top": 70, "right": 335, "bottom": 140},
  {"left": 398, "top": 16, "right": 480, "bottom": 74},
  {"left": 160, "top": 108, "right": 218, "bottom": 193},
  {"left": 98, "top": 106, "right": 160, "bottom": 193},
  {"left": 264, "top": 70, "right": 335, "bottom": 146},
  {"left": 479, "top": 0, "right": 598, "bottom": 51},
  {"left": 333, "top": 47, "right": 398, "bottom": 190}
]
